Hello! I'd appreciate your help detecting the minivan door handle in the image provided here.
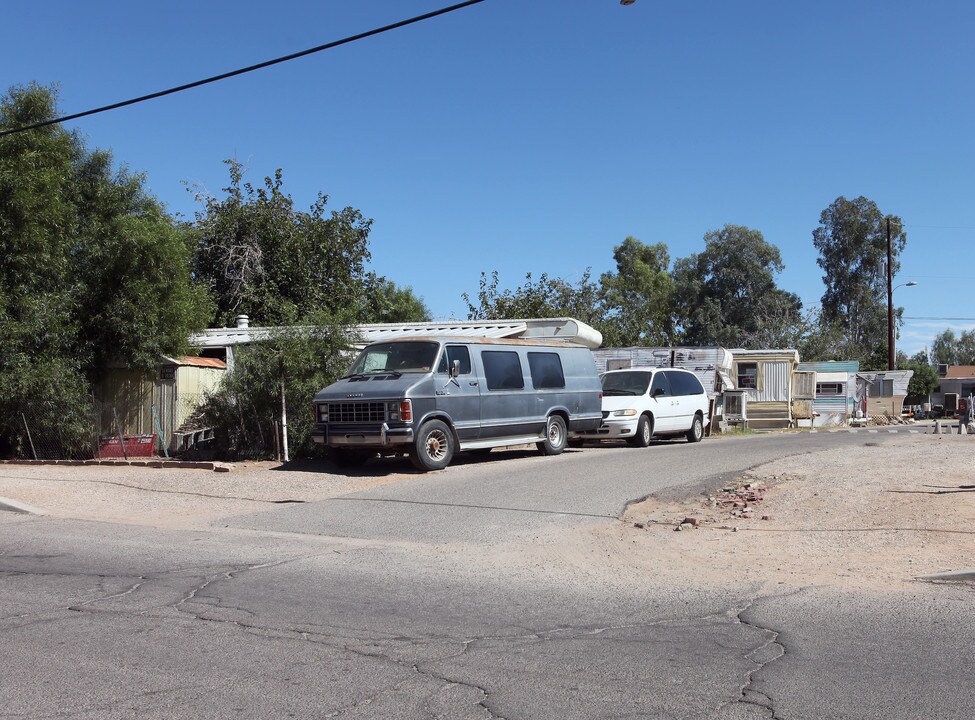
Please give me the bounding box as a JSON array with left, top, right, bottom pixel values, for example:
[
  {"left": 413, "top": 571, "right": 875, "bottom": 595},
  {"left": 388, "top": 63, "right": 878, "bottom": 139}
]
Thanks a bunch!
[{"left": 469, "top": 381, "right": 479, "bottom": 386}]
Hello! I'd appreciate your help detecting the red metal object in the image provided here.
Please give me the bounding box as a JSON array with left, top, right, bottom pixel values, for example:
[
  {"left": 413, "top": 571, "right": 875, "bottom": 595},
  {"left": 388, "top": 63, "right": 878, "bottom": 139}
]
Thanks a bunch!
[{"left": 97, "top": 434, "right": 157, "bottom": 458}]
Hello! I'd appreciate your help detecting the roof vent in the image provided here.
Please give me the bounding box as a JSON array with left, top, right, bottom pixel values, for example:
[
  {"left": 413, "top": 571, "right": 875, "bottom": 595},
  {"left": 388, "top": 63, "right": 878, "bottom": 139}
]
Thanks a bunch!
[{"left": 236, "top": 314, "right": 250, "bottom": 329}]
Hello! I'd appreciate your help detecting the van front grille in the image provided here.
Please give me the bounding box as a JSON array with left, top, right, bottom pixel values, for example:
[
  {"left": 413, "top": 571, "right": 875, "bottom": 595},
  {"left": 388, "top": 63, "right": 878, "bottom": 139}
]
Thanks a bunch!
[{"left": 328, "top": 402, "right": 386, "bottom": 423}]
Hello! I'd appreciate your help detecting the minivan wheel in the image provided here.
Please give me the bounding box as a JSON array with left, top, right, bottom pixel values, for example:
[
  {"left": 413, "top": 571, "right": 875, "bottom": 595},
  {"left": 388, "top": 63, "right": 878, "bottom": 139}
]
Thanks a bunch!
[
  {"left": 686, "top": 413, "right": 704, "bottom": 443},
  {"left": 536, "top": 415, "right": 567, "bottom": 455},
  {"left": 628, "top": 414, "right": 653, "bottom": 447},
  {"left": 410, "top": 419, "right": 455, "bottom": 471}
]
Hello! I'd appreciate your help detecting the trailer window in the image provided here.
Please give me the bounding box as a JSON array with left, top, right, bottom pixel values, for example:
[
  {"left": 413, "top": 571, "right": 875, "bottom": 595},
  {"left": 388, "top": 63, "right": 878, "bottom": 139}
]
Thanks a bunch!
[
  {"left": 482, "top": 351, "right": 524, "bottom": 391},
  {"left": 737, "top": 362, "right": 758, "bottom": 389},
  {"left": 528, "top": 352, "right": 565, "bottom": 389}
]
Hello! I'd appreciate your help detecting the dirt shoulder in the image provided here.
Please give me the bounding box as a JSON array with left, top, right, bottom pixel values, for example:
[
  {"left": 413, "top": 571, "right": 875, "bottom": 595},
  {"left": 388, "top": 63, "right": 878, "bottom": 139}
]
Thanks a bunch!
[
  {"left": 615, "top": 434, "right": 975, "bottom": 591},
  {"left": 0, "top": 459, "right": 414, "bottom": 528}
]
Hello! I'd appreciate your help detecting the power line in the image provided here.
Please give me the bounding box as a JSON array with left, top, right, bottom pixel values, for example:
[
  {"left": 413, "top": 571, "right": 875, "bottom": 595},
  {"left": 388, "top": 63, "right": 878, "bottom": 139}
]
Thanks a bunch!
[
  {"left": 0, "top": 0, "right": 486, "bottom": 138},
  {"left": 904, "top": 317, "right": 975, "bottom": 322}
]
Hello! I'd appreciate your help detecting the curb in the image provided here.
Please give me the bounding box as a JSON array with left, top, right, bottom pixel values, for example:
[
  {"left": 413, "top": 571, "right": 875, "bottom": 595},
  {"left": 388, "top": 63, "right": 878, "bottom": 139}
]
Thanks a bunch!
[
  {"left": 0, "top": 496, "right": 46, "bottom": 515},
  {"left": 916, "top": 569, "right": 975, "bottom": 585},
  {"left": 0, "top": 459, "right": 232, "bottom": 473}
]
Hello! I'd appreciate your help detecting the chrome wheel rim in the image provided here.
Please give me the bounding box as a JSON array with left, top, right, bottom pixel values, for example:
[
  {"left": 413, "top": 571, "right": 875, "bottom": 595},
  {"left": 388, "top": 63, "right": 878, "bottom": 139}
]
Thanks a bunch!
[
  {"left": 642, "top": 420, "right": 651, "bottom": 443},
  {"left": 548, "top": 419, "right": 563, "bottom": 447}
]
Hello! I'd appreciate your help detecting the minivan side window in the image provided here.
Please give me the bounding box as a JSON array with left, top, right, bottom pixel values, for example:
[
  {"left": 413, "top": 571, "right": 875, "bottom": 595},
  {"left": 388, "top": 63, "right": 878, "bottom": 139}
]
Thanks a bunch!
[
  {"left": 437, "top": 345, "right": 472, "bottom": 375},
  {"left": 528, "top": 352, "right": 566, "bottom": 389},
  {"left": 649, "top": 371, "right": 671, "bottom": 397},
  {"left": 665, "top": 370, "right": 704, "bottom": 396},
  {"left": 482, "top": 351, "right": 525, "bottom": 390}
]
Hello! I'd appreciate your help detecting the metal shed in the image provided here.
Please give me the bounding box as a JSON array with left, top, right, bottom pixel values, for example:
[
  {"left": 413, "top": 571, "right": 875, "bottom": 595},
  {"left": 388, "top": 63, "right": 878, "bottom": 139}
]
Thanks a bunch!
[
  {"left": 95, "top": 356, "right": 227, "bottom": 453},
  {"left": 797, "top": 360, "right": 860, "bottom": 427},
  {"left": 856, "top": 370, "right": 914, "bottom": 418}
]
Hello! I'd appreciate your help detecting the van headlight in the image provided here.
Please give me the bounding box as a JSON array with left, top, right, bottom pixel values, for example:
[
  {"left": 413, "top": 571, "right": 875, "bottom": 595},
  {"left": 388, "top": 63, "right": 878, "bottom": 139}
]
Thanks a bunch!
[
  {"left": 612, "top": 409, "right": 637, "bottom": 417},
  {"left": 387, "top": 399, "right": 413, "bottom": 423}
]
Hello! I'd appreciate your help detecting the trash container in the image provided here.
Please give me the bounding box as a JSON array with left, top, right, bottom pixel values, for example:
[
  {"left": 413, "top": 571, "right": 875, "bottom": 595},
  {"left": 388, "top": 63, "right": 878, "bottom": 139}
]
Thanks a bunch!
[{"left": 97, "top": 434, "right": 157, "bottom": 458}]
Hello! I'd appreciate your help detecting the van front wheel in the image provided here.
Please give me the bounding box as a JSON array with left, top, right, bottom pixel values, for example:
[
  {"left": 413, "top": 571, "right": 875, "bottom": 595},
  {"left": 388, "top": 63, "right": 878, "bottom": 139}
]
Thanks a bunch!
[
  {"left": 537, "top": 415, "right": 567, "bottom": 456},
  {"left": 410, "top": 420, "right": 455, "bottom": 471}
]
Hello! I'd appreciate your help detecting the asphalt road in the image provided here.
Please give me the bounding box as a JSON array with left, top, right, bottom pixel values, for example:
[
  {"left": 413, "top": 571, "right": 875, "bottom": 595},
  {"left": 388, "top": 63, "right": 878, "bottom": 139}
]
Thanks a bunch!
[{"left": 2, "top": 430, "right": 972, "bottom": 719}]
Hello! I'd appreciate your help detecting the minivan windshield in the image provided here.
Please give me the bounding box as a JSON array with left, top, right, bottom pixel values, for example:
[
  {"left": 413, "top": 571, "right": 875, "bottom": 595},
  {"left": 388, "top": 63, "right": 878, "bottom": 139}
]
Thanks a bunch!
[
  {"left": 601, "top": 371, "right": 652, "bottom": 396},
  {"left": 346, "top": 341, "right": 440, "bottom": 376}
]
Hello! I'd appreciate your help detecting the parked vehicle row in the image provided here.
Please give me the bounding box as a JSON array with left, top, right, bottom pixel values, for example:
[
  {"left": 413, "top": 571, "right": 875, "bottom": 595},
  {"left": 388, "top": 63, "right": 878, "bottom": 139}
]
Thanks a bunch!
[{"left": 312, "top": 337, "right": 709, "bottom": 472}]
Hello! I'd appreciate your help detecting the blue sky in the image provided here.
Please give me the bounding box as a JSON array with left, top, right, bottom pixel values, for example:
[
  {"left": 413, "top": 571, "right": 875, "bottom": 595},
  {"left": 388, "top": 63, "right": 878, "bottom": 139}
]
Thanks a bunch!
[{"left": 3, "top": 0, "right": 973, "bottom": 355}]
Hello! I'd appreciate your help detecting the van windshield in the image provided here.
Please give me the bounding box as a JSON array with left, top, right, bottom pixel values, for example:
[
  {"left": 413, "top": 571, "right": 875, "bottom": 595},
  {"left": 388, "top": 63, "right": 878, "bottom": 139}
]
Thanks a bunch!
[
  {"left": 601, "top": 371, "right": 652, "bottom": 396},
  {"left": 346, "top": 341, "right": 440, "bottom": 375}
]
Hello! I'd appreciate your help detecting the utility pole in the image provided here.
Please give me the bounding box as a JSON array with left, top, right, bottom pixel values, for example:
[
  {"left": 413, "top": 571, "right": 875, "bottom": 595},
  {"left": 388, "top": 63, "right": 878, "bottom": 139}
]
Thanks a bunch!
[{"left": 887, "top": 217, "right": 894, "bottom": 371}]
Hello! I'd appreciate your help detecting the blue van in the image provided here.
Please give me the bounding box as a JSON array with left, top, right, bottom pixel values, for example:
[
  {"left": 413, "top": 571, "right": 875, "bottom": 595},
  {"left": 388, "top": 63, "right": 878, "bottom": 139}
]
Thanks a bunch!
[{"left": 312, "top": 337, "right": 603, "bottom": 471}]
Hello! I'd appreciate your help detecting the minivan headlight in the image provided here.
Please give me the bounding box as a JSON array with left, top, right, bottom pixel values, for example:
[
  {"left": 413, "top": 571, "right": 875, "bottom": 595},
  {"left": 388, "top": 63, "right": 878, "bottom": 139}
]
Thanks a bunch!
[{"left": 612, "top": 409, "right": 637, "bottom": 417}]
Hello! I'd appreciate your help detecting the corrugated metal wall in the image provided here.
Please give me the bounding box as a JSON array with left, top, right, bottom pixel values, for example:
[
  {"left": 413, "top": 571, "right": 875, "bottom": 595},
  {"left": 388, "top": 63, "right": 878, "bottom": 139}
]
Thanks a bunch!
[{"left": 754, "top": 361, "right": 791, "bottom": 402}]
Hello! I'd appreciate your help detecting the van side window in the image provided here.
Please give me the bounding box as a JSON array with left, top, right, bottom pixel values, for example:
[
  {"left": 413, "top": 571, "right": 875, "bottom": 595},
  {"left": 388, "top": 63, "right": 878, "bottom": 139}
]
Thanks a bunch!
[
  {"left": 482, "top": 351, "right": 524, "bottom": 390},
  {"left": 437, "top": 346, "right": 472, "bottom": 374},
  {"left": 649, "top": 372, "right": 671, "bottom": 397},
  {"left": 528, "top": 352, "right": 566, "bottom": 389}
]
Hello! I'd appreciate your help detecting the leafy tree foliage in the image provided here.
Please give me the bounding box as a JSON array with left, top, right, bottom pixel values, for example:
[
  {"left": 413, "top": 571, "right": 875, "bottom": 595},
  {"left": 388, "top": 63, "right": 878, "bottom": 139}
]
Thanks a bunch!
[
  {"left": 672, "top": 225, "right": 802, "bottom": 347},
  {"left": 0, "top": 84, "right": 206, "bottom": 456},
  {"left": 192, "top": 316, "right": 351, "bottom": 459},
  {"left": 930, "top": 328, "right": 975, "bottom": 366},
  {"left": 813, "top": 196, "right": 906, "bottom": 367},
  {"left": 463, "top": 270, "right": 602, "bottom": 326},
  {"left": 598, "top": 237, "right": 676, "bottom": 347},
  {"left": 362, "top": 275, "right": 430, "bottom": 323},
  {"left": 188, "top": 160, "right": 375, "bottom": 327}
]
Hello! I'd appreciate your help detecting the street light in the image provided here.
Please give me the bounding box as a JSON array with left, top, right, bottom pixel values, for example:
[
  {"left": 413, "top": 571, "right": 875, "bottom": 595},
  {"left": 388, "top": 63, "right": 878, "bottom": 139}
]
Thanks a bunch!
[{"left": 887, "top": 270, "right": 918, "bottom": 370}]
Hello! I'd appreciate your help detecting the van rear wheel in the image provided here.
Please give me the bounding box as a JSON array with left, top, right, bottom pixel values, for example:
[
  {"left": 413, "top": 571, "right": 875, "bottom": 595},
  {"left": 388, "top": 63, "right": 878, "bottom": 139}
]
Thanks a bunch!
[
  {"left": 536, "top": 415, "right": 567, "bottom": 455},
  {"left": 410, "top": 419, "right": 455, "bottom": 471},
  {"left": 686, "top": 413, "right": 704, "bottom": 443}
]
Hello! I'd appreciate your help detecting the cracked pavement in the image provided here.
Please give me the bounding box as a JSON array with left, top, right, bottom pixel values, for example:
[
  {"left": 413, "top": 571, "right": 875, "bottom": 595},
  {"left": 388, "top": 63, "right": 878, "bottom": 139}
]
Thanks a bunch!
[{"left": 2, "top": 433, "right": 974, "bottom": 718}]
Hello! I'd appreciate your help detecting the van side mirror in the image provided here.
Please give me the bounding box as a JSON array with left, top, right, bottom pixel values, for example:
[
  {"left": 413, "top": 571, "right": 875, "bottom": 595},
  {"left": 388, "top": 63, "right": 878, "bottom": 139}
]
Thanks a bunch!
[{"left": 451, "top": 359, "right": 461, "bottom": 378}]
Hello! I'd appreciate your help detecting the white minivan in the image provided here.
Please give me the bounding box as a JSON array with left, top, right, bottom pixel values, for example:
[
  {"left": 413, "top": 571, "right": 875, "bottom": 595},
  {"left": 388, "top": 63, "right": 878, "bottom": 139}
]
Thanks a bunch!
[{"left": 574, "top": 367, "right": 709, "bottom": 446}]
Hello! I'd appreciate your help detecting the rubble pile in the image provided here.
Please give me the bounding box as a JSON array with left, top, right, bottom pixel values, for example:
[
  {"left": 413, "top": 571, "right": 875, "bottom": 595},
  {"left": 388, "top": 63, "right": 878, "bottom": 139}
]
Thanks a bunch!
[
  {"left": 867, "top": 414, "right": 915, "bottom": 426},
  {"left": 673, "top": 474, "right": 784, "bottom": 530}
]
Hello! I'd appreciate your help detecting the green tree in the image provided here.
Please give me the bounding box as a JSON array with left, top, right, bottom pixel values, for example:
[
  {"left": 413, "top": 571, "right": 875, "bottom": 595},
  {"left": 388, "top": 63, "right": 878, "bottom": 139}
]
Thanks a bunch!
[
  {"left": 0, "top": 83, "right": 206, "bottom": 456},
  {"left": 931, "top": 328, "right": 975, "bottom": 366},
  {"left": 188, "top": 160, "right": 374, "bottom": 327},
  {"left": 362, "top": 275, "right": 431, "bottom": 323},
  {"left": 672, "top": 225, "right": 802, "bottom": 347},
  {"left": 598, "top": 237, "right": 675, "bottom": 347},
  {"left": 813, "top": 196, "right": 906, "bottom": 367},
  {"left": 192, "top": 315, "right": 351, "bottom": 458},
  {"left": 463, "top": 270, "right": 601, "bottom": 325}
]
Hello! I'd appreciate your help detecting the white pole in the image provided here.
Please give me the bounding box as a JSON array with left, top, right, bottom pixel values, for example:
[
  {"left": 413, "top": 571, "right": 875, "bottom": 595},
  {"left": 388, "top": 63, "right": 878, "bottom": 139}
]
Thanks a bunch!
[{"left": 280, "top": 352, "right": 290, "bottom": 463}]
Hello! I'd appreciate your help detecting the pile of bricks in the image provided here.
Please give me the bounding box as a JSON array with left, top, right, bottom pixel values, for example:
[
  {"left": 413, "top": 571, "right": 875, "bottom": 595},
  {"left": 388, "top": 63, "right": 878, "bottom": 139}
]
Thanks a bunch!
[{"left": 716, "top": 478, "right": 773, "bottom": 521}]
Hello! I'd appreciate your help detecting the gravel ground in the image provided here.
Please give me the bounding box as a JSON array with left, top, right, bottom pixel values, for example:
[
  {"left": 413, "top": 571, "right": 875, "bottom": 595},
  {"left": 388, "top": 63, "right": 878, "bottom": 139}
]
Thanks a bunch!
[{"left": 615, "top": 434, "right": 975, "bottom": 591}]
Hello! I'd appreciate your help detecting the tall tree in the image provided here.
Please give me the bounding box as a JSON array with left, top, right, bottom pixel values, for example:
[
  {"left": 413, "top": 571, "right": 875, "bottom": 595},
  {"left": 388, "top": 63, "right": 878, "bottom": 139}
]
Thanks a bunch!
[
  {"left": 931, "top": 328, "right": 975, "bottom": 366},
  {"left": 0, "top": 83, "right": 206, "bottom": 456},
  {"left": 598, "top": 237, "right": 675, "bottom": 347},
  {"left": 672, "top": 225, "right": 802, "bottom": 347},
  {"left": 813, "top": 196, "right": 907, "bottom": 367},
  {"left": 188, "top": 160, "right": 374, "bottom": 327}
]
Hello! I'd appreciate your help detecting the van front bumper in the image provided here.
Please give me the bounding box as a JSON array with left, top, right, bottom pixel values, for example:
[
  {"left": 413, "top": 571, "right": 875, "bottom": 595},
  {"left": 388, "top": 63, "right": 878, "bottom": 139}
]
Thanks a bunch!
[
  {"left": 313, "top": 423, "right": 414, "bottom": 447},
  {"left": 574, "top": 417, "right": 637, "bottom": 440}
]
